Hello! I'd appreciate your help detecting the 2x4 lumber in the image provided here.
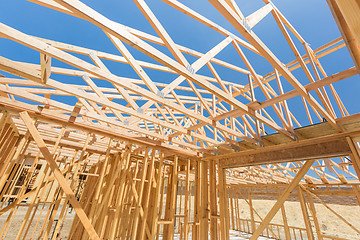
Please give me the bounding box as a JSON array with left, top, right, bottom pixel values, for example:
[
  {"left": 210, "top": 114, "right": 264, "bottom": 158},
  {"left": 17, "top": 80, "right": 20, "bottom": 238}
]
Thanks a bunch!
[
  {"left": 29, "top": 0, "right": 250, "bottom": 83},
  {"left": 305, "top": 44, "right": 339, "bottom": 117},
  {"left": 233, "top": 39, "right": 346, "bottom": 99},
  {"left": 272, "top": 9, "right": 336, "bottom": 120},
  {"left": 51, "top": 152, "right": 82, "bottom": 239},
  {"left": 184, "top": 159, "right": 191, "bottom": 240},
  {"left": 0, "top": 29, "right": 247, "bottom": 147},
  {"left": 236, "top": 190, "right": 286, "bottom": 237},
  {"left": 133, "top": 0, "right": 218, "bottom": 119},
  {"left": 298, "top": 186, "right": 314, "bottom": 240},
  {"left": 218, "top": 163, "right": 230, "bottom": 240},
  {"left": 149, "top": 153, "right": 165, "bottom": 239},
  {"left": 82, "top": 74, "right": 126, "bottom": 122},
  {"left": 275, "top": 69, "right": 293, "bottom": 129},
  {"left": 127, "top": 35, "right": 233, "bottom": 125},
  {"left": 188, "top": 66, "right": 357, "bottom": 135},
  {"left": 165, "top": 0, "right": 344, "bottom": 89},
  {"left": 208, "top": 0, "right": 340, "bottom": 132},
  {"left": 0, "top": 148, "right": 83, "bottom": 217},
  {"left": 209, "top": 160, "right": 218, "bottom": 240},
  {"left": 232, "top": 41, "right": 292, "bottom": 134},
  {"left": 262, "top": 0, "right": 305, "bottom": 44},
  {"left": 327, "top": 0, "right": 360, "bottom": 71},
  {"left": 306, "top": 191, "right": 324, "bottom": 240},
  {"left": 30, "top": 0, "right": 252, "bottom": 76},
  {"left": 247, "top": 189, "right": 255, "bottom": 233},
  {"left": 41, "top": 0, "right": 289, "bottom": 140},
  {"left": 0, "top": 68, "right": 215, "bottom": 97},
  {"left": 0, "top": 129, "right": 31, "bottom": 202},
  {"left": 245, "top": 3, "right": 273, "bottom": 29},
  {"left": 137, "top": 149, "right": 157, "bottom": 239},
  {"left": 199, "top": 160, "right": 209, "bottom": 239},
  {"left": 278, "top": 189, "right": 291, "bottom": 240},
  {"left": 346, "top": 136, "right": 360, "bottom": 179},
  {"left": 0, "top": 66, "right": 166, "bottom": 140},
  {"left": 14, "top": 128, "right": 62, "bottom": 239},
  {"left": 0, "top": 26, "right": 211, "bottom": 132},
  {"left": 107, "top": 34, "right": 159, "bottom": 95},
  {"left": 131, "top": 149, "right": 150, "bottom": 239},
  {"left": 40, "top": 52, "right": 51, "bottom": 84},
  {"left": 249, "top": 159, "right": 315, "bottom": 240},
  {"left": 19, "top": 111, "right": 100, "bottom": 240},
  {"left": 162, "top": 0, "right": 258, "bottom": 54},
  {"left": 164, "top": 156, "right": 178, "bottom": 239},
  {"left": 0, "top": 62, "right": 213, "bottom": 152},
  {"left": 301, "top": 185, "right": 360, "bottom": 235},
  {"left": 134, "top": 0, "right": 187, "bottom": 66},
  {"left": 88, "top": 53, "right": 138, "bottom": 110},
  {"left": 216, "top": 137, "right": 351, "bottom": 168},
  {"left": 88, "top": 139, "right": 113, "bottom": 223}
]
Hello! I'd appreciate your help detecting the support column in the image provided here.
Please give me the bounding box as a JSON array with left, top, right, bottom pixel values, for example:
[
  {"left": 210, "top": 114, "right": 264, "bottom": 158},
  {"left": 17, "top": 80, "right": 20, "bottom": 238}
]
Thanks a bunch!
[
  {"left": 199, "top": 160, "right": 209, "bottom": 239},
  {"left": 209, "top": 160, "right": 218, "bottom": 240},
  {"left": 218, "top": 163, "right": 230, "bottom": 240}
]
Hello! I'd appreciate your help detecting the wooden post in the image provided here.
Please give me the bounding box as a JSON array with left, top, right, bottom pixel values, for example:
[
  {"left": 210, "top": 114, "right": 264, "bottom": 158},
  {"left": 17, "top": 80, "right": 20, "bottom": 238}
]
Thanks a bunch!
[
  {"left": 209, "top": 160, "right": 218, "bottom": 240},
  {"left": 248, "top": 188, "right": 256, "bottom": 233},
  {"left": 218, "top": 163, "right": 230, "bottom": 240},
  {"left": 199, "top": 160, "right": 209, "bottom": 239}
]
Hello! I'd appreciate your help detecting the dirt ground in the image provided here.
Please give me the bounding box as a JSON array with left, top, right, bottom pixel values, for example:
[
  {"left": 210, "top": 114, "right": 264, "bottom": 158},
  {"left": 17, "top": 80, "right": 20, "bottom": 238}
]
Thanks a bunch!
[
  {"left": 236, "top": 199, "right": 360, "bottom": 239},
  {"left": 0, "top": 205, "right": 75, "bottom": 239}
]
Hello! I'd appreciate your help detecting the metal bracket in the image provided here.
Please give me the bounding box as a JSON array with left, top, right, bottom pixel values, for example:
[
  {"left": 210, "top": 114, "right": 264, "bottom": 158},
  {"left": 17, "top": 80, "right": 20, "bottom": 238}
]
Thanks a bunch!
[
  {"left": 242, "top": 19, "right": 252, "bottom": 32},
  {"left": 137, "top": 108, "right": 144, "bottom": 114},
  {"left": 186, "top": 64, "right": 195, "bottom": 74},
  {"left": 157, "top": 90, "right": 165, "bottom": 98}
]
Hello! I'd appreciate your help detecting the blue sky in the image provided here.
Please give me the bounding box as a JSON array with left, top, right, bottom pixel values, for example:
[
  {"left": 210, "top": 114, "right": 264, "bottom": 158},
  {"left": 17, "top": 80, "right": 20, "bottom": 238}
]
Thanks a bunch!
[{"left": 0, "top": 0, "right": 359, "bottom": 134}]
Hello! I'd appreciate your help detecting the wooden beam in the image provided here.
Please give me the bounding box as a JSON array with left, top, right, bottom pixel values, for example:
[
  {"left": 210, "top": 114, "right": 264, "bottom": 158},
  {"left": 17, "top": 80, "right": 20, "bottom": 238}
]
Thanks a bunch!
[
  {"left": 40, "top": 53, "right": 51, "bottom": 84},
  {"left": 208, "top": 0, "right": 340, "bottom": 131},
  {"left": 216, "top": 137, "right": 351, "bottom": 168},
  {"left": 245, "top": 3, "right": 273, "bottom": 29},
  {"left": 327, "top": 0, "right": 360, "bottom": 71},
  {"left": 19, "top": 111, "right": 100, "bottom": 240}
]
